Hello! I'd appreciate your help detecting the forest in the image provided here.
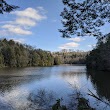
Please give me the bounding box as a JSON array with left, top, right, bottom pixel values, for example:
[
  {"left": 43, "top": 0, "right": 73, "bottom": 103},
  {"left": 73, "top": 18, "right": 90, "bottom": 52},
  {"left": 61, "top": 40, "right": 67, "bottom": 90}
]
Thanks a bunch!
[
  {"left": 53, "top": 50, "right": 88, "bottom": 65},
  {"left": 1, "top": 0, "right": 110, "bottom": 71},
  {"left": 0, "top": 39, "right": 54, "bottom": 67},
  {"left": 60, "top": 0, "right": 110, "bottom": 72},
  {"left": 86, "top": 33, "right": 110, "bottom": 71},
  {"left": 1, "top": 1, "right": 110, "bottom": 110},
  {"left": 2, "top": 37, "right": 108, "bottom": 69},
  {"left": 0, "top": 39, "right": 88, "bottom": 68}
]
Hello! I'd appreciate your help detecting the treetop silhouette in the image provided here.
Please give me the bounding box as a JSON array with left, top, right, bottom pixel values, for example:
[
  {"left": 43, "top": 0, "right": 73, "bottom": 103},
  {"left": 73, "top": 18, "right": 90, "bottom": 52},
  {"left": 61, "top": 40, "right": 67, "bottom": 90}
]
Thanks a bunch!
[
  {"left": 0, "top": 0, "right": 19, "bottom": 14},
  {"left": 60, "top": 0, "right": 110, "bottom": 40}
]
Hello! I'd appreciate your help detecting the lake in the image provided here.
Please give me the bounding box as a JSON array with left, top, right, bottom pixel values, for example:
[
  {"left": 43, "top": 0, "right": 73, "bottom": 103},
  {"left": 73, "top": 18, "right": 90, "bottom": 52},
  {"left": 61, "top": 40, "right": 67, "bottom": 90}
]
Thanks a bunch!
[{"left": 0, "top": 65, "right": 110, "bottom": 110}]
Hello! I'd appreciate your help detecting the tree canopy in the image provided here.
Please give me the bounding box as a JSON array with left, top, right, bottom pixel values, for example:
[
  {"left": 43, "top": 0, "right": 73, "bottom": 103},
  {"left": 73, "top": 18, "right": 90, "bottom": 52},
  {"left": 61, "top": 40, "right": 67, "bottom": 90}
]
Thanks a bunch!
[
  {"left": 60, "top": 0, "right": 110, "bottom": 40},
  {"left": 0, "top": 39, "right": 55, "bottom": 67},
  {"left": 53, "top": 50, "right": 87, "bottom": 64},
  {"left": 86, "top": 33, "right": 110, "bottom": 71},
  {"left": 0, "top": 0, "right": 19, "bottom": 14}
]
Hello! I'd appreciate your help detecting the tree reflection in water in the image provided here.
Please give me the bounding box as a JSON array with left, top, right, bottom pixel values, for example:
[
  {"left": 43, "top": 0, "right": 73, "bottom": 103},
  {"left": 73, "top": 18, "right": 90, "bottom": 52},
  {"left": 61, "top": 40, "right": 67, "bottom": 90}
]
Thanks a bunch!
[
  {"left": 26, "top": 70, "right": 110, "bottom": 110},
  {"left": 87, "top": 70, "right": 110, "bottom": 101},
  {"left": 87, "top": 69, "right": 110, "bottom": 109}
]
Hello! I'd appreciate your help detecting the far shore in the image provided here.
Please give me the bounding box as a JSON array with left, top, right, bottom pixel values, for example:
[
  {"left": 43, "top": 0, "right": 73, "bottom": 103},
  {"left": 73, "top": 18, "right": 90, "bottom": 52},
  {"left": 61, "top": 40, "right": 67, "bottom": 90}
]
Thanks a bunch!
[{"left": 59, "top": 64, "right": 86, "bottom": 66}]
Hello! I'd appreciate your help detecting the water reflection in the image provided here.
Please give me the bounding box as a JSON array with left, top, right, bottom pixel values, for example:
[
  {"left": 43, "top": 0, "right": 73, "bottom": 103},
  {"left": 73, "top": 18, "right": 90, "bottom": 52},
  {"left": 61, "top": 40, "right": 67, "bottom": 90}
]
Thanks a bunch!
[
  {"left": 0, "top": 66, "right": 109, "bottom": 109},
  {"left": 60, "top": 72, "right": 86, "bottom": 90},
  {"left": 0, "top": 67, "right": 52, "bottom": 92},
  {"left": 87, "top": 70, "right": 110, "bottom": 101},
  {"left": 0, "top": 67, "right": 53, "bottom": 110}
]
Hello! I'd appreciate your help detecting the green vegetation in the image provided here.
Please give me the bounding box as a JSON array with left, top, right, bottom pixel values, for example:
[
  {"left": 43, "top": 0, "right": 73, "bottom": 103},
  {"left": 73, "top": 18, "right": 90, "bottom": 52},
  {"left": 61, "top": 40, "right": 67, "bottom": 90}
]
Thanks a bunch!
[
  {"left": 54, "top": 56, "right": 61, "bottom": 65},
  {"left": 28, "top": 89, "right": 95, "bottom": 110},
  {"left": 77, "top": 97, "right": 94, "bottom": 110},
  {"left": 52, "top": 99, "right": 67, "bottom": 110},
  {"left": 52, "top": 98, "right": 94, "bottom": 110},
  {"left": 86, "top": 34, "right": 110, "bottom": 71},
  {"left": 60, "top": 0, "right": 110, "bottom": 71},
  {"left": 0, "top": 39, "right": 87, "bottom": 68},
  {"left": 0, "top": 39, "right": 54, "bottom": 67},
  {"left": 60, "top": 0, "right": 110, "bottom": 39},
  {"left": 53, "top": 50, "right": 88, "bottom": 64}
]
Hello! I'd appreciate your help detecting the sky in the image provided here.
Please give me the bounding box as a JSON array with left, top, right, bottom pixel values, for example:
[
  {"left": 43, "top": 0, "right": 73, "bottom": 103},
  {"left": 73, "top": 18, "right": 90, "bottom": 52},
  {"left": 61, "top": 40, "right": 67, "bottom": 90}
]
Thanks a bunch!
[{"left": 0, "top": 0, "right": 99, "bottom": 52}]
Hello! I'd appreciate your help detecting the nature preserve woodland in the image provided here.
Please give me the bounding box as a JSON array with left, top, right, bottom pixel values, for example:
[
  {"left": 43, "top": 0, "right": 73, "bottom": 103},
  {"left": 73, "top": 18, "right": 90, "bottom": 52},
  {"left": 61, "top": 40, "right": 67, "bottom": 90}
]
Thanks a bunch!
[
  {"left": 0, "top": 38, "right": 87, "bottom": 67},
  {"left": 0, "top": 39, "right": 55, "bottom": 67},
  {"left": 0, "top": 0, "right": 110, "bottom": 110}
]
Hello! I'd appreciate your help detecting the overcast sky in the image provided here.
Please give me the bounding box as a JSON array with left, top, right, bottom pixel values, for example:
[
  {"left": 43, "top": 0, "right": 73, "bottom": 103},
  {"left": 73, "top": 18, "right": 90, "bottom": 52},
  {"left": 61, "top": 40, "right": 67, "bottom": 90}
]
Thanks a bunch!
[{"left": 0, "top": 0, "right": 98, "bottom": 51}]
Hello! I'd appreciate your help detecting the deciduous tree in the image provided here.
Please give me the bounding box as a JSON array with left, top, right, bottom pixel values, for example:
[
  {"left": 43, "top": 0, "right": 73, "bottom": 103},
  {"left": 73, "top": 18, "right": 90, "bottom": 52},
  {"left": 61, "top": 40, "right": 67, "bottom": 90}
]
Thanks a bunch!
[{"left": 60, "top": 0, "right": 110, "bottom": 40}]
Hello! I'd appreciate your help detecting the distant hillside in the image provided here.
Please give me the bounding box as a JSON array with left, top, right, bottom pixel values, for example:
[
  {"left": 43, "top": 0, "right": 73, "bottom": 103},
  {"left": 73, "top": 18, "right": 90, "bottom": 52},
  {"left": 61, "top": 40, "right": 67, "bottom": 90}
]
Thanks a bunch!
[
  {"left": 53, "top": 50, "right": 88, "bottom": 64},
  {"left": 0, "top": 39, "right": 54, "bottom": 67}
]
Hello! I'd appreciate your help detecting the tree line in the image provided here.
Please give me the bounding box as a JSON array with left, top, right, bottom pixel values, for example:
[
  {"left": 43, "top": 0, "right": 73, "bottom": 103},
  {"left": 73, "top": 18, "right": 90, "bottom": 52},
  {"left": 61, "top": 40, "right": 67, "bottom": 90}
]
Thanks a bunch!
[
  {"left": 53, "top": 50, "right": 88, "bottom": 64},
  {"left": 0, "top": 39, "right": 88, "bottom": 68},
  {"left": 86, "top": 34, "right": 110, "bottom": 71},
  {"left": 0, "top": 39, "right": 55, "bottom": 67}
]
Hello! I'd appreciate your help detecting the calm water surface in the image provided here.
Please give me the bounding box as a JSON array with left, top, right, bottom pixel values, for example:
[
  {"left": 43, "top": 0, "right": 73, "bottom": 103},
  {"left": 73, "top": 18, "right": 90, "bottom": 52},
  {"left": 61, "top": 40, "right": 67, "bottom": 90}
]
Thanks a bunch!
[{"left": 0, "top": 65, "right": 110, "bottom": 110}]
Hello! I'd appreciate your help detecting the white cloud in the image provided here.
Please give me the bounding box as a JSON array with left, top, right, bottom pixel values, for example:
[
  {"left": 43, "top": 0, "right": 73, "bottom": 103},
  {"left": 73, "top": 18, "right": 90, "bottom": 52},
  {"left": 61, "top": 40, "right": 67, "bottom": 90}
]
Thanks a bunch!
[
  {"left": 68, "top": 37, "right": 84, "bottom": 42},
  {"left": 59, "top": 37, "right": 86, "bottom": 50},
  {"left": 59, "top": 42, "right": 79, "bottom": 49},
  {"left": 2, "top": 24, "right": 32, "bottom": 35},
  {"left": 37, "top": 6, "right": 47, "bottom": 13},
  {"left": 15, "top": 18, "right": 36, "bottom": 27},
  {"left": 0, "top": 7, "right": 47, "bottom": 36},
  {"left": 13, "top": 7, "right": 46, "bottom": 21}
]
